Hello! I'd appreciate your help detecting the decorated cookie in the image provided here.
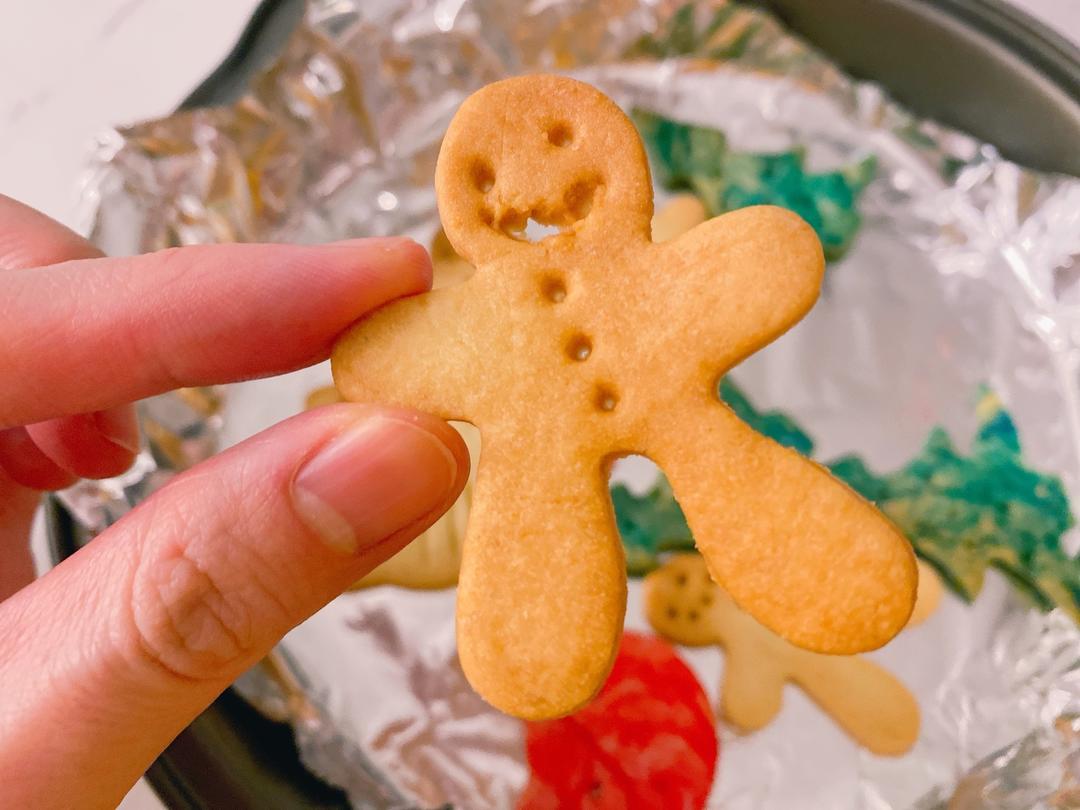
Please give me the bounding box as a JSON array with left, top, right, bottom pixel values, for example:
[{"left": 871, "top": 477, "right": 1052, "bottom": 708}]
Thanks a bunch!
[
  {"left": 332, "top": 75, "right": 916, "bottom": 719},
  {"left": 644, "top": 554, "right": 927, "bottom": 755},
  {"left": 633, "top": 110, "right": 876, "bottom": 261},
  {"left": 831, "top": 389, "right": 1078, "bottom": 622},
  {"left": 519, "top": 632, "right": 718, "bottom": 809}
]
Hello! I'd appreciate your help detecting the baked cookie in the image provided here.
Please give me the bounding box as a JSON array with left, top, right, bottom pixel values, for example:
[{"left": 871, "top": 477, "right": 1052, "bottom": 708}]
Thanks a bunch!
[
  {"left": 644, "top": 553, "right": 923, "bottom": 755},
  {"left": 332, "top": 75, "right": 916, "bottom": 719}
]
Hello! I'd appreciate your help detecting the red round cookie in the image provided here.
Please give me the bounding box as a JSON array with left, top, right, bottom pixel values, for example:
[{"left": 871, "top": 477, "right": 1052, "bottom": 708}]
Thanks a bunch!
[{"left": 518, "top": 632, "right": 719, "bottom": 809}]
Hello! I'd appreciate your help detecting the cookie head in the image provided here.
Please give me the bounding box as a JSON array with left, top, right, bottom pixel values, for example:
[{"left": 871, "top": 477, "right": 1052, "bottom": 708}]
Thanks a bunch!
[
  {"left": 644, "top": 554, "right": 721, "bottom": 647},
  {"left": 435, "top": 75, "right": 654, "bottom": 266}
]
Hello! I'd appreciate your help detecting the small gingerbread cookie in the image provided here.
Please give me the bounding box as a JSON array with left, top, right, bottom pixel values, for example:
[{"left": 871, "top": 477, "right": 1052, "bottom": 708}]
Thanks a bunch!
[
  {"left": 332, "top": 75, "right": 916, "bottom": 720},
  {"left": 644, "top": 554, "right": 927, "bottom": 755},
  {"left": 305, "top": 385, "right": 344, "bottom": 411}
]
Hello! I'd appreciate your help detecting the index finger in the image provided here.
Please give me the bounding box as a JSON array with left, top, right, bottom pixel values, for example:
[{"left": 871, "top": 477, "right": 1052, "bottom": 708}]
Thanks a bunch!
[
  {"left": 0, "top": 193, "right": 102, "bottom": 270},
  {"left": 0, "top": 239, "right": 432, "bottom": 428}
]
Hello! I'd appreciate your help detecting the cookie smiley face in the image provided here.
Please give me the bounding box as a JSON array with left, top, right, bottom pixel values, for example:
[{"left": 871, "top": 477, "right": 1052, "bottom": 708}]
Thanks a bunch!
[
  {"left": 435, "top": 76, "right": 653, "bottom": 267},
  {"left": 332, "top": 75, "right": 916, "bottom": 720}
]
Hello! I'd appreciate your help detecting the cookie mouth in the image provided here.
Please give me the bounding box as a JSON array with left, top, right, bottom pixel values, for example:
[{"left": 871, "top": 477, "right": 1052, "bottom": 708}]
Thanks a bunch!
[{"left": 482, "top": 177, "right": 601, "bottom": 243}]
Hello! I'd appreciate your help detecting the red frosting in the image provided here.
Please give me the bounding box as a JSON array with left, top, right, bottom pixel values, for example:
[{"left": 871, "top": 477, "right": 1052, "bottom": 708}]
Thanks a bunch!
[{"left": 519, "top": 632, "right": 719, "bottom": 809}]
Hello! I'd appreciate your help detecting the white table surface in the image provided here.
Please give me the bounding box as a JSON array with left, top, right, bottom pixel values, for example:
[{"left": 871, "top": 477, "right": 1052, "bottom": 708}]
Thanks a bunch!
[{"left": 1, "top": 1, "right": 1077, "bottom": 808}]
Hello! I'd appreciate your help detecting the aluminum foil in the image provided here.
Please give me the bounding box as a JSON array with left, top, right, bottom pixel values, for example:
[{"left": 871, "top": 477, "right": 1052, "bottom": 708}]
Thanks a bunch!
[{"left": 68, "top": 0, "right": 1080, "bottom": 807}]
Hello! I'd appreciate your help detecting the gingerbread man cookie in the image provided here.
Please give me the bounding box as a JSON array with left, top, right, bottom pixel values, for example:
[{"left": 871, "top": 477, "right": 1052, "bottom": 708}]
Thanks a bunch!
[
  {"left": 332, "top": 75, "right": 916, "bottom": 719},
  {"left": 645, "top": 554, "right": 926, "bottom": 755}
]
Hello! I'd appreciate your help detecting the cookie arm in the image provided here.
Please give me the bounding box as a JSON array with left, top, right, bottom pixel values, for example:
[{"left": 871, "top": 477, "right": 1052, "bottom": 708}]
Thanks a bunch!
[
  {"left": 455, "top": 440, "right": 627, "bottom": 720},
  {"left": 661, "top": 205, "right": 825, "bottom": 371},
  {"left": 648, "top": 401, "right": 917, "bottom": 655},
  {"left": 331, "top": 284, "right": 482, "bottom": 420}
]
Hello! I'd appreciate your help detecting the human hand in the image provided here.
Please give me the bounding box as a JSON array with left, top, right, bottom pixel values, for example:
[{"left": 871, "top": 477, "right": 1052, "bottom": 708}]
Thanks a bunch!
[{"left": 0, "top": 195, "right": 469, "bottom": 808}]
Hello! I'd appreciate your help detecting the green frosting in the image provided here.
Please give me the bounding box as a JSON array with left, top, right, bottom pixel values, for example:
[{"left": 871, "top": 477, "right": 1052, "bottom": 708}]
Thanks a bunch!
[
  {"left": 632, "top": 109, "right": 875, "bottom": 261},
  {"left": 612, "top": 383, "right": 1080, "bottom": 622},
  {"left": 612, "top": 478, "right": 691, "bottom": 577},
  {"left": 829, "top": 390, "right": 1077, "bottom": 618}
]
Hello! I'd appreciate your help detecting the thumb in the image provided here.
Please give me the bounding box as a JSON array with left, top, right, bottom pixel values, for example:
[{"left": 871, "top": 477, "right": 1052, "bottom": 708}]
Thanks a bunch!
[{"left": 0, "top": 403, "right": 468, "bottom": 809}]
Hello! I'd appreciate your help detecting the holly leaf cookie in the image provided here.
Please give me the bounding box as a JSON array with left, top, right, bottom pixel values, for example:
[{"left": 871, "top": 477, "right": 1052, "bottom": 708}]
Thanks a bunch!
[{"left": 633, "top": 109, "right": 876, "bottom": 261}]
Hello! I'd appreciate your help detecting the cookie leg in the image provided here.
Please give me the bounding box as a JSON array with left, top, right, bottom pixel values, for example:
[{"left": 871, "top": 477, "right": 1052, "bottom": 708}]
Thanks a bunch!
[
  {"left": 791, "top": 653, "right": 920, "bottom": 756},
  {"left": 720, "top": 648, "right": 786, "bottom": 732},
  {"left": 649, "top": 402, "right": 917, "bottom": 655},
  {"left": 455, "top": 442, "right": 626, "bottom": 720}
]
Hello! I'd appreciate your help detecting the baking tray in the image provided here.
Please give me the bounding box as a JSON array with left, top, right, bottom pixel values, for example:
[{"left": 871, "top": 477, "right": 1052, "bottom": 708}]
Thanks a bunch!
[{"left": 45, "top": 0, "right": 1080, "bottom": 807}]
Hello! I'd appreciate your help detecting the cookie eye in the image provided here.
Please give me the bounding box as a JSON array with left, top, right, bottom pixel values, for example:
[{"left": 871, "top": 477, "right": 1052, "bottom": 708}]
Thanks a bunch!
[
  {"left": 547, "top": 122, "right": 572, "bottom": 147},
  {"left": 471, "top": 159, "right": 495, "bottom": 193},
  {"left": 688, "top": 609, "right": 700, "bottom": 622},
  {"left": 667, "top": 607, "right": 678, "bottom": 620},
  {"left": 675, "top": 573, "right": 687, "bottom": 587},
  {"left": 701, "top": 592, "right": 713, "bottom": 607},
  {"left": 565, "top": 334, "right": 592, "bottom": 362}
]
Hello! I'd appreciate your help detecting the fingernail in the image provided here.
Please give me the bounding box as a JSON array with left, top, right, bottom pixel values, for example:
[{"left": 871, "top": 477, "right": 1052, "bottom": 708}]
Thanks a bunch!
[
  {"left": 93, "top": 406, "right": 140, "bottom": 455},
  {"left": 292, "top": 415, "right": 458, "bottom": 554},
  {"left": 325, "top": 237, "right": 428, "bottom": 262},
  {"left": 324, "top": 237, "right": 433, "bottom": 285}
]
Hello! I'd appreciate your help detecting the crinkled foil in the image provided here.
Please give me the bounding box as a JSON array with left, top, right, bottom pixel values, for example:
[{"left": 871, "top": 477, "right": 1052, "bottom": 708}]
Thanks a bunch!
[{"left": 66, "top": 1, "right": 1080, "bottom": 807}]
